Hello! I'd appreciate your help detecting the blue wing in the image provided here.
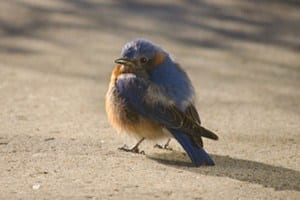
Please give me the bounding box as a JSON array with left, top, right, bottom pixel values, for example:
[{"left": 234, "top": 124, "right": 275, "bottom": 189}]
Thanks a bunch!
[
  {"left": 116, "top": 75, "right": 216, "bottom": 166},
  {"left": 116, "top": 75, "right": 218, "bottom": 140}
]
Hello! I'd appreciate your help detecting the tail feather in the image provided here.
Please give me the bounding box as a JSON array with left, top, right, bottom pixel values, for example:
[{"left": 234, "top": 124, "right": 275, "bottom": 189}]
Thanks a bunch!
[
  {"left": 169, "top": 129, "right": 215, "bottom": 166},
  {"left": 198, "top": 126, "right": 218, "bottom": 140}
]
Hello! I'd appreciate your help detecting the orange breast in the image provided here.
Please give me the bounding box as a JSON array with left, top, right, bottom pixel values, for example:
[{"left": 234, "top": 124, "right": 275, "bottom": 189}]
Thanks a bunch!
[
  {"left": 105, "top": 67, "right": 167, "bottom": 140},
  {"left": 110, "top": 65, "right": 123, "bottom": 82}
]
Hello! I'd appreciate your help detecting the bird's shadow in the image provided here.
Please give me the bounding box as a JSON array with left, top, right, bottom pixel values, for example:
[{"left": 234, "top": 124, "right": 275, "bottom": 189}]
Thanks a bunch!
[{"left": 147, "top": 151, "right": 300, "bottom": 191}]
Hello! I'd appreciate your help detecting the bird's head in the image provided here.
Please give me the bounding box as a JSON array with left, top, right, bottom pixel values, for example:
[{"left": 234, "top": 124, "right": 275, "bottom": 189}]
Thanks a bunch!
[{"left": 115, "top": 39, "right": 167, "bottom": 74}]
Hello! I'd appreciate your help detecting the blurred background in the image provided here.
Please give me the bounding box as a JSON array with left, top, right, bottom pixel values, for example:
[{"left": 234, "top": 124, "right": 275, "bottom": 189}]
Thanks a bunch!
[{"left": 0, "top": 0, "right": 299, "bottom": 199}]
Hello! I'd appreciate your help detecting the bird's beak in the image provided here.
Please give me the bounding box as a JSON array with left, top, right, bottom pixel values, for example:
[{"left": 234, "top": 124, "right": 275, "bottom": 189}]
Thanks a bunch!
[{"left": 114, "top": 58, "right": 135, "bottom": 66}]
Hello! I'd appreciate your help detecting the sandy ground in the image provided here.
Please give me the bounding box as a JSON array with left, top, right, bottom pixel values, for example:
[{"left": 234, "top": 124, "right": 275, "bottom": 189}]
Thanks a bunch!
[{"left": 0, "top": 0, "right": 299, "bottom": 199}]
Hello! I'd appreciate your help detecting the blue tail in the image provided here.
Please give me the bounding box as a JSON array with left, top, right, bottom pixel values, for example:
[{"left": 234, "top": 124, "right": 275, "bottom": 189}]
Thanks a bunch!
[{"left": 169, "top": 129, "right": 215, "bottom": 166}]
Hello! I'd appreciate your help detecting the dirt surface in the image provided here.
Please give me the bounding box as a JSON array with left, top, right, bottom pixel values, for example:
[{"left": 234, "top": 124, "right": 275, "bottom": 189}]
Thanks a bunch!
[{"left": 0, "top": 0, "right": 299, "bottom": 199}]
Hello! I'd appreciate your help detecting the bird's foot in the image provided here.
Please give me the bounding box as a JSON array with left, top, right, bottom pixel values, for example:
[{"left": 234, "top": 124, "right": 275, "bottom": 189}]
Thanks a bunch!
[
  {"left": 154, "top": 144, "right": 173, "bottom": 151},
  {"left": 118, "top": 145, "right": 145, "bottom": 155},
  {"left": 154, "top": 139, "right": 172, "bottom": 151}
]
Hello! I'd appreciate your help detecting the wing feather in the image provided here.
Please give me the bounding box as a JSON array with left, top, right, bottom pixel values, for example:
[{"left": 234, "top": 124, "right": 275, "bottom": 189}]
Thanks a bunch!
[{"left": 116, "top": 75, "right": 218, "bottom": 140}]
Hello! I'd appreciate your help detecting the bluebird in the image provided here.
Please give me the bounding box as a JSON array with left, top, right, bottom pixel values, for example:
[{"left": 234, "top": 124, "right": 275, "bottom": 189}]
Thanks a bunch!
[{"left": 105, "top": 39, "right": 218, "bottom": 166}]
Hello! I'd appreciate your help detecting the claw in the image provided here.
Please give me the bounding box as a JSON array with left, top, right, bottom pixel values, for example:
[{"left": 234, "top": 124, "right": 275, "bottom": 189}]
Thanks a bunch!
[
  {"left": 118, "top": 145, "right": 144, "bottom": 154},
  {"left": 154, "top": 139, "right": 173, "bottom": 151},
  {"left": 118, "top": 138, "right": 145, "bottom": 154}
]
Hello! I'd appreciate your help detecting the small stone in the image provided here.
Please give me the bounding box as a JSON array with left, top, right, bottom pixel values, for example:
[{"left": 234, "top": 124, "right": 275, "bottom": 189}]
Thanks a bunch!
[
  {"left": 32, "top": 183, "right": 40, "bottom": 190},
  {"left": 44, "top": 137, "right": 55, "bottom": 141}
]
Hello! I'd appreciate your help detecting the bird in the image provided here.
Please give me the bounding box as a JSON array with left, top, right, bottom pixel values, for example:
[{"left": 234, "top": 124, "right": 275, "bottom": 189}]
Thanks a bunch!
[{"left": 105, "top": 39, "right": 218, "bottom": 166}]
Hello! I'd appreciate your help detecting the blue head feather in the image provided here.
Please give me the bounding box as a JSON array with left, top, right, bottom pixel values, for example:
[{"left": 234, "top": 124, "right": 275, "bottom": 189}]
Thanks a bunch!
[
  {"left": 120, "top": 39, "right": 194, "bottom": 110},
  {"left": 121, "top": 38, "right": 164, "bottom": 60}
]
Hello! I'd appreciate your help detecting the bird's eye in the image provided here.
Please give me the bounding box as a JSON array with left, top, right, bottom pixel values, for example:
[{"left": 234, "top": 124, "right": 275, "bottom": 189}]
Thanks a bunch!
[{"left": 140, "top": 57, "right": 148, "bottom": 64}]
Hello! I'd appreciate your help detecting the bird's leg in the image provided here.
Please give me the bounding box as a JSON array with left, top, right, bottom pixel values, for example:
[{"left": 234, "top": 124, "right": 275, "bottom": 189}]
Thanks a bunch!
[
  {"left": 164, "top": 138, "right": 172, "bottom": 149},
  {"left": 154, "top": 138, "right": 173, "bottom": 150},
  {"left": 119, "top": 137, "right": 145, "bottom": 154}
]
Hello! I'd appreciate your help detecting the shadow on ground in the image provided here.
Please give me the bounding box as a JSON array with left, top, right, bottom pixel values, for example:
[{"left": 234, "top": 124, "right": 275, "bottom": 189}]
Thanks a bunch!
[
  {"left": 1, "top": 0, "right": 299, "bottom": 54},
  {"left": 148, "top": 151, "right": 300, "bottom": 191}
]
